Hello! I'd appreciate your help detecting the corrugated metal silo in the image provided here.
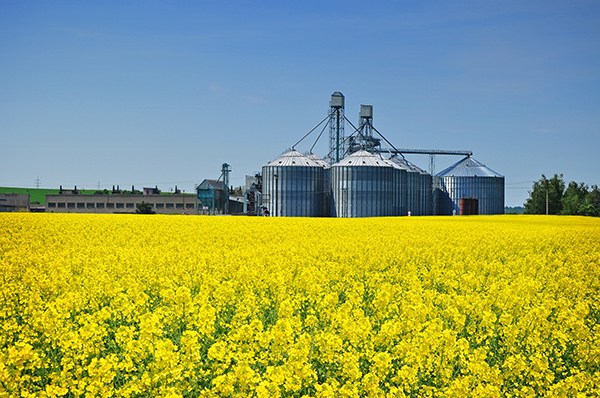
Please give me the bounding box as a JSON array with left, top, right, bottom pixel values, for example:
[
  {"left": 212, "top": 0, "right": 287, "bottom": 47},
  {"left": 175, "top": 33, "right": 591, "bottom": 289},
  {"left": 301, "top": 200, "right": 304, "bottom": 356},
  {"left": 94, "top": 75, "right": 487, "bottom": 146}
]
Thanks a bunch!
[
  {"left": 388, "top": 155, "right": 411, "bottom": 216},
  {"left": 330, "top": 150, "right": 395, "bottom": 217},
  {"left": 389, "top": 156, "right": 423, "bottom": 216},
  {"left": 436, "top": 156, "right": 504, "bottom": 215},
  {"left": 388, "top": 158, "right": 407, "bottom": 216},
  {"left": 306, "top": 152, "right": 331, "bottom": 217},
  {"left": 262, "top": 150, "right": 325, "bottom": 217},
  {"left": 422, "top": 172, "right": 433, "bottom": 215},
  {"left": 406, "top": 160, "right": 433, "bottom": 216}
]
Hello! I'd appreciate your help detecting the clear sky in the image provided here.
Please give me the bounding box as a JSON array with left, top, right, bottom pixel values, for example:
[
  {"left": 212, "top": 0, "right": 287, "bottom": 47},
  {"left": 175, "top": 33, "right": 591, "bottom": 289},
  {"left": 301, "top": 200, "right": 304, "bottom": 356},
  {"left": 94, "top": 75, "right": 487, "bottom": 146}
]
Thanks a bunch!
[{"left": 1, "top": 1, "right": 598, "bottom": 206}]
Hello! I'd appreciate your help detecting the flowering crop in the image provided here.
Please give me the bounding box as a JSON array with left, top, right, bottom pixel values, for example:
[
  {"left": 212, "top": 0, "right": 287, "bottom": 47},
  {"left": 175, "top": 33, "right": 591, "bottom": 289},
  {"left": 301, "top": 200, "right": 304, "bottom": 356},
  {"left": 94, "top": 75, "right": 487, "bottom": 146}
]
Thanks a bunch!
[{"left": 1, "top": 213, "right": 599, "bottom": 397}]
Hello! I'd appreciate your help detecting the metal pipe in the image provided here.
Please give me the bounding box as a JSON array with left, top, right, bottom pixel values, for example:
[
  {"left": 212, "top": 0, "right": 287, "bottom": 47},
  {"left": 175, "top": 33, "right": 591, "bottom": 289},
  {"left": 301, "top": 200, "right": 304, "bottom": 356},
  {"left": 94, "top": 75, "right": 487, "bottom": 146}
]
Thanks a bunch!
[
  {"left": 390, "top": 149, "right": 473, "bottom": 156},
  {"left": 274, "top": 174, "right": 278, "bottom": 217},
  {"left": 336, "top": 109, "right": 341, "bottom": 162}
]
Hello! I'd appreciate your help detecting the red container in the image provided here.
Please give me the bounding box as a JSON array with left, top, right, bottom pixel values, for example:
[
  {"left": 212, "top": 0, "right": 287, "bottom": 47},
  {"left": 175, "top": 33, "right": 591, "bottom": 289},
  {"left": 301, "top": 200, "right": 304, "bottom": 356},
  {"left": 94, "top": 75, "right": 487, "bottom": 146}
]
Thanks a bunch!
[{"left": 460, "top": 198, "right": 479, "bottom": 215}]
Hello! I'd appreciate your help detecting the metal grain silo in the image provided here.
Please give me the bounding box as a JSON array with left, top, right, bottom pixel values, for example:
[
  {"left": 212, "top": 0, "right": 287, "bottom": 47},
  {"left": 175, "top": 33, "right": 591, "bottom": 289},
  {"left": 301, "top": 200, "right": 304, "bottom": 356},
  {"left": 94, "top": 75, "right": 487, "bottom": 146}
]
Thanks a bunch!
[
  {"left": 436, "top": 156, "right": 504, "bottom": 215},
  {"left": 406, "top": 160, "right": 433, "bottom": 216},
  {"left": 388, "top": 155, "right": 411, "bottom": 216},
  {"left": 386, "top": 158, "right": 407, "bottom": 216},
  {"left": 306, "top": 152, "right": 331, "bottom": 217},
  {"left": 330, "top": 150, "right": 395, "bottom": 217},
  {"left": 422, "top": 172, "right": 433, "bottom": 215},
  {"left": 389, "top": 156, "right": 423, "bottom": 216},
  {"left": 262, "top": 150, "right": 325, "bottom": 217}
]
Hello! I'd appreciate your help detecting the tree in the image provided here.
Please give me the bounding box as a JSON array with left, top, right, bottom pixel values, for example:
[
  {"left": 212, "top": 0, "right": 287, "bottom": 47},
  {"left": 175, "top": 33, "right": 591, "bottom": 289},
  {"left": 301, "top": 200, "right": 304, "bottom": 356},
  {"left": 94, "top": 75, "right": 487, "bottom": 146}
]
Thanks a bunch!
[
  {"left": 505, "top": 206, "right": 524, "bottom": 214},
  {"left": 136, "top": 201, "right": 155, "bottom": 214},
  {"left": 524, "top": 174, "right": 565, "bottom": 215},
  {"left": 579, "top": 185, "right": 600, "bottom": 217},
  {"left": 560, "top": 181, "right": 589, "bottom": 215},
  {"left": 524, "top": 175, "right": 600, "bottom": 217}
]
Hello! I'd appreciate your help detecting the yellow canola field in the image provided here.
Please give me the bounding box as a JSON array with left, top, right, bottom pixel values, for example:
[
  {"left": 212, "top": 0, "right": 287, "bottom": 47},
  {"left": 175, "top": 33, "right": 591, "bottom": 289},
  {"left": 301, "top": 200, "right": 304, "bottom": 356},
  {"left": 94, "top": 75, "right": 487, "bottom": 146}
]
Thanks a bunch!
[{"left": 1, "top": 213, "right": 599, "bottom": 398}]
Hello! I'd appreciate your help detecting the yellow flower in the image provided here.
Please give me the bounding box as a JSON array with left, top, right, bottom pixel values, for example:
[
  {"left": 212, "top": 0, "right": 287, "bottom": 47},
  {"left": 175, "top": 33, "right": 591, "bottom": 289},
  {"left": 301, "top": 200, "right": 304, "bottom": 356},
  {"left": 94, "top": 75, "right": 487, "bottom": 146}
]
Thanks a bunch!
[{"left": 1, "top": 213, "right": 598, "bottom": 396}]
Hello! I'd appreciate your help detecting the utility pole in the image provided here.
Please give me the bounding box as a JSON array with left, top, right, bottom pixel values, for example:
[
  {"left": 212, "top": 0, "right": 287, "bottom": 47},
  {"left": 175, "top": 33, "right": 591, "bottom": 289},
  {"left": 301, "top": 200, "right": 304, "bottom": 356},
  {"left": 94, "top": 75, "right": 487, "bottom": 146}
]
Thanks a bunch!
[
  {"left": 35, "top": 177, "right": 41, "bottom": 189},
  {"left": 545, "top": 178, "right": 549, "bottom": 215}
]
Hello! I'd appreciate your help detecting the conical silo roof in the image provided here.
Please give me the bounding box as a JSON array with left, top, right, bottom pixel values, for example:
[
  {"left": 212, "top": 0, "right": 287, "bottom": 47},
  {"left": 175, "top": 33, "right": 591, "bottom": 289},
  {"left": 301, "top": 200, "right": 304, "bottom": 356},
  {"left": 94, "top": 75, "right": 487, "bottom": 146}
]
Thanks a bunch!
[
  {"left": 333, "top": 150, "right": 392, "bottom": 167},
  {"left": 306, "top": 153, "right": 331, "bottom": 168},
  {"left": 437, "top": 156, "right": 503, "bottom": 177},
  {"left": 389, "top": 155, "right": 421, "bottom": 173},
  {"left": 264, "top": 149, "right": 321, "bottom": 167},
  {"left": 406, "top": 159, "right": 430, "bottom": 175}
]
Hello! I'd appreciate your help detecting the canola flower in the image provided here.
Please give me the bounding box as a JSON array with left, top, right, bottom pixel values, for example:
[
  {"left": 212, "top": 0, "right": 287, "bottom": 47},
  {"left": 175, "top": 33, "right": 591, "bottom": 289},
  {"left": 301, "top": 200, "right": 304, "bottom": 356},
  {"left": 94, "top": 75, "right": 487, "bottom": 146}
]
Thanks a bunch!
[{"left": 0, "top": 213, "right": 599, "bottom": 397}]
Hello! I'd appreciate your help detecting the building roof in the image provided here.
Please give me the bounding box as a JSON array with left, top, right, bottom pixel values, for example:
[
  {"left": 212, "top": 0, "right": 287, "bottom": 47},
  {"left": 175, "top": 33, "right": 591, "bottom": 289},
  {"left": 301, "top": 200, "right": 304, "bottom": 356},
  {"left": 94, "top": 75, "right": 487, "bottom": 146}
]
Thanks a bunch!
[
  {"left": 333, "top": 150, "right": 393, "bottom": 167},
  {"left": 436, "top": 156, "right": 503, "bottom": 177},
  {"left": 197, "top": 179, "right": 225, "bottom": 191},
  {"left": 264, "top": 149, "right": 321, "bottom": 167}
]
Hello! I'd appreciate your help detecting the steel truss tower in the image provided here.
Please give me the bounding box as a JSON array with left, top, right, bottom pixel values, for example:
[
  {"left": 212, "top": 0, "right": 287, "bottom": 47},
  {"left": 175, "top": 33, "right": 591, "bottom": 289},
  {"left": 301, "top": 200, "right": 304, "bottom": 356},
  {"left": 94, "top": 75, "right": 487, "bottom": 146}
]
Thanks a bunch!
[
  {"left": 328, "top": 92, "right": 345, "bottom": 163},
  {"left": 347, "top": 104, "right": 381, "bottom": 154},
  {"left": 222, "top": 163, "right": 230, "bottom": 214}
]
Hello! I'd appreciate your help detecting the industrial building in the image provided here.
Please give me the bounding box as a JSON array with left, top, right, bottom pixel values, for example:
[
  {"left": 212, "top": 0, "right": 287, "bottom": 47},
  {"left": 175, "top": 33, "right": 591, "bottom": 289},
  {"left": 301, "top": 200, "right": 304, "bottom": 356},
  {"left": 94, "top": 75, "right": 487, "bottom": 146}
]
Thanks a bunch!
[
  {"left": 243, "top": 174, "right": 263, "bottom": 215},
  {"left": 261, "top": 92, "right": 504, "bottom": 217},
  {"left": 44, "top": 162, "right": 243, "bottom": 215},
  {"left": 46, "top": 190, "right": 198, "bottom": 215},
  {"left": 44, "top": 183, "right": 243, "bottom": 215},
  {"left": 0, "top": 193, "right": 30, "bottom": 212},
  {"left": 196, "top": 178, "right": 243, "bottom": 215}
]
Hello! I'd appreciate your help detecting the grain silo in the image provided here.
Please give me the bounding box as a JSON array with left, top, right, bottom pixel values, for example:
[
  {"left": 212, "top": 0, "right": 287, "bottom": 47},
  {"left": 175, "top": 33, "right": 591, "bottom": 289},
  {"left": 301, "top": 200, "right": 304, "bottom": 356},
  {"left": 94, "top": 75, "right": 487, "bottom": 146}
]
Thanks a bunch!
[
  {"left": 406, "top": 159, "right": 433, "bottom": 216},
  {"left": 385, "top": 158, "right": 407, "bottom": 217},
  {"left": 306, "top": 152, "right": 331, "bottom": 217},
  {"left": 436, "top": 156, "right": 504, "bottom": 215},
  {"left": 389, "top": 156, "right": 426, "bottom": 216},
  {"left": 330, "top": 150, "right": 395, "bottom": 217},
  {"left": 422, "top": 171, "right": 433, "bottom": 216},
  {"left": 388, "top": 155, "right": 411, "bottom": 216},
  {"left": 262, "top": 150, "right": 325, "bottom": 217}
]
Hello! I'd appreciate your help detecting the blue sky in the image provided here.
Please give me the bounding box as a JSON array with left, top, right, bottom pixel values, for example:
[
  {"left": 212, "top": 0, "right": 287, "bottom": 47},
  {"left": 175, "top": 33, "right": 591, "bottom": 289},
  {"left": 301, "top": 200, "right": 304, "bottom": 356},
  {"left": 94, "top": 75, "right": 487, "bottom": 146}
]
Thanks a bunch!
[{"left": 1, "top": 1, "right": 598, "bottom": 206}]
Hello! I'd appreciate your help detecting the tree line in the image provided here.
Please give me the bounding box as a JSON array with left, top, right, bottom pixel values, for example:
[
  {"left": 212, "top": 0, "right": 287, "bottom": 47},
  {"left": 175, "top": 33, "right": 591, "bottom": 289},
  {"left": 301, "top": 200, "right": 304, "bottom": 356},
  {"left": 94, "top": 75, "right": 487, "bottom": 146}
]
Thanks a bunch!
[{"left": 524, "top": 174, "right": 600, "bottom": 216}]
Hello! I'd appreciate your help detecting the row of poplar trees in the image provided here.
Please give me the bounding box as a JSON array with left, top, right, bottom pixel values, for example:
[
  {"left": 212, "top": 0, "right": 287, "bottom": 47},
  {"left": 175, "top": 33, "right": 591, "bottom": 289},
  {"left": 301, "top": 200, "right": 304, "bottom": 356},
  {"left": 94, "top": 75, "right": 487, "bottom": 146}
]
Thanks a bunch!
[{"left": 524, "top": 174, "right": 600, "bottom": 216}]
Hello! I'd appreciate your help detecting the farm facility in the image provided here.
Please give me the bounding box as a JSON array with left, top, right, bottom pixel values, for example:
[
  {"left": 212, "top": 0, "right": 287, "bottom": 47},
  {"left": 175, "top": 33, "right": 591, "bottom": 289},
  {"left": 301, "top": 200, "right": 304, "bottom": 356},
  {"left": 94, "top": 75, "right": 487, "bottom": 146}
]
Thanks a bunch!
[
  {"left": 260, "top": 92, "right": 504, "bottom": 217},
  {"left": 10, "top": 92, "right": 504, "bottom": 217}
]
